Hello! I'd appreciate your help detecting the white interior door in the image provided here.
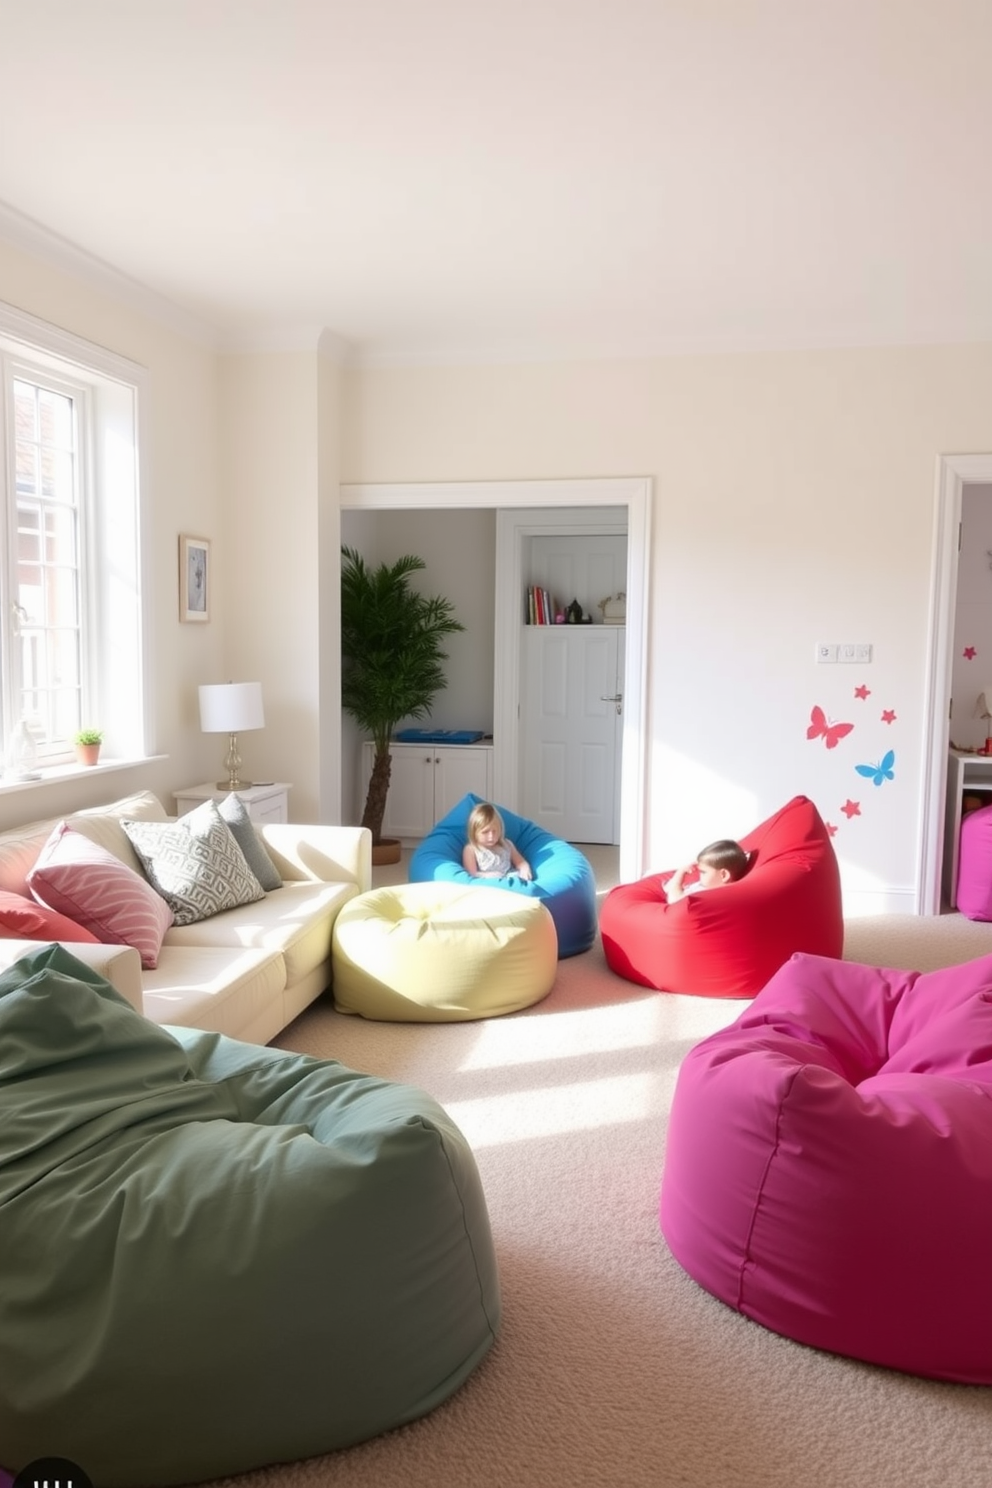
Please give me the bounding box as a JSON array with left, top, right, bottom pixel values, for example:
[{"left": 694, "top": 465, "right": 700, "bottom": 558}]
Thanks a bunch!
[{"left": 520, "top": 625, "right": 622, "bottom": 843}]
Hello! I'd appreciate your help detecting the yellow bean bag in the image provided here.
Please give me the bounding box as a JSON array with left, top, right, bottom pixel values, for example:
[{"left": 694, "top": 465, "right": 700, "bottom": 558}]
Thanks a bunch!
[{"left": 332, "top": 881, "right": 558, "bottom": 1021}]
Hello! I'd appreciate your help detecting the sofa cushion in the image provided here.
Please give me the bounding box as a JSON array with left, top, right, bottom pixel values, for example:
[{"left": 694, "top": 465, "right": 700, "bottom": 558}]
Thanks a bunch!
[
  {"left": 0, "top": 888, "right": 100, "bottom": 943},
  {"left": 27, "top": 823, "right": 174, "bottom": 969},
  {"left": 217, "top": 793, "right": 283, "bottom": 891},
  {"left": 164, "top": 880, "right": 353, "bottom": 987},
  {"left": 140, "top": 946, "right": 286, "bottom": 1034},
  {"left": 122, "top": 801, "right": 265, "bottom": 927},
  {"left": 0, "top": 790, "right": 168, "bottom": 899}
]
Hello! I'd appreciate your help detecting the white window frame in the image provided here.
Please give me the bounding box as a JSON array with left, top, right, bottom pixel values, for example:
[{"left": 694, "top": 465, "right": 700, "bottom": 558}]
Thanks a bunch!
[{"left": 0, "top": 300, "right": 149, "bottom": 776}]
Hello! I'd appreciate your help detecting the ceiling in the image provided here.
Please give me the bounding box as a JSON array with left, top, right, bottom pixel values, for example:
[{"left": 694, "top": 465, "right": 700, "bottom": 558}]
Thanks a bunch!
[{"left": 1, "top": 0, "right": 990, "bottom": 363}]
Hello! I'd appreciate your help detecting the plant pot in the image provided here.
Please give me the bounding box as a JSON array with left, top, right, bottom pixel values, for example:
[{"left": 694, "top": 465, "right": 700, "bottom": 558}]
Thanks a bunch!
[
  {"left": 371, "top": 837, "right": 402, "bottom": 866},
  {"left": 75, "top": 743, "right": 101, "bottom": 766}
]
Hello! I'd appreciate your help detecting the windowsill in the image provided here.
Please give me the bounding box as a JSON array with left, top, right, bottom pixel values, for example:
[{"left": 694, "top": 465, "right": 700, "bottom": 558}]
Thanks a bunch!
[{"left": 0, "top": 755, "right": 166, "bottom": 798}]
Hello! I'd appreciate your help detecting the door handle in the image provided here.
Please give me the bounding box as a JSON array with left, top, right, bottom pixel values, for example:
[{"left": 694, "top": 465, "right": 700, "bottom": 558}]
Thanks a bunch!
[{"left": 600, "top": 693, "right": 623, "bottom": 715}]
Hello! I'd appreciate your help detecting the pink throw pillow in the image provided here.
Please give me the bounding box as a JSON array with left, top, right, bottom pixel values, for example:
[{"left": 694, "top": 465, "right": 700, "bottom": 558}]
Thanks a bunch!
[
  {"left": 27, "top": 822, "right": 173, "bottom": 969},
  {"left": 0, "top": 887, "right": 99, "bottom": 943}
]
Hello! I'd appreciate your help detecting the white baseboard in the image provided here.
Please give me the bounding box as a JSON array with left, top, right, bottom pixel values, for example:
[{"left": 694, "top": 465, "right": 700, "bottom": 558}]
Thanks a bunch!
[{"left": 842, "top": 886, "right": 920, "bottom": 918}]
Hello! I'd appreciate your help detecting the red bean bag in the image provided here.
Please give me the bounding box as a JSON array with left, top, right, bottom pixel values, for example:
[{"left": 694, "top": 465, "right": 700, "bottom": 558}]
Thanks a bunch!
[
  {"left": 660, "top": 950, "right": 992, "bottom": 1382},
  {"left": 599, "top": 795, "right": 842, "bottom": 997}
]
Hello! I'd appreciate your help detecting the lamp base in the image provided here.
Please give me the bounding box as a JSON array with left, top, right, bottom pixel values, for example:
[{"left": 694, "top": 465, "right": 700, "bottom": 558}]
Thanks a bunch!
[{"left": 216, "top": 778, "right": 252, "bottom": 792}]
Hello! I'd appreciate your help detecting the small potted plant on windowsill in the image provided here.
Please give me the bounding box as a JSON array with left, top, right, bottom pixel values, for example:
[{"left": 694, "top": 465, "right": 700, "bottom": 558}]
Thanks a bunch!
[{"left": 74, "top": 728, "right": 103, "bottom": 766}]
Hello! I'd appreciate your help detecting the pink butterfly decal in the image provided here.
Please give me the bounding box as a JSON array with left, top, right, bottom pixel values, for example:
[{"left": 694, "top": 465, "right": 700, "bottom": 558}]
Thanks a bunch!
[{"left": 807, "top": 705, "right": 854, "bottom": 749}]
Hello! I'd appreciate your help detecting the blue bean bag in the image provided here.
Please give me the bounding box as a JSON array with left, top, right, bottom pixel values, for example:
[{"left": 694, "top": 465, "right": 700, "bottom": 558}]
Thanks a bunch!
[
  {"left": 0, "top": 944, "right": 501, "bottom": 1487},
  {"left": 409, "top": 793, "right": 598, "bottom": 958}
]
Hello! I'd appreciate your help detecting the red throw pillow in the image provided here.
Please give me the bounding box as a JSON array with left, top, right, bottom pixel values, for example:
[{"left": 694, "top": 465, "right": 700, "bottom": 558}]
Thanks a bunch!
[{"left": 0, "top": 887, "right": 99, "bottom": 943}]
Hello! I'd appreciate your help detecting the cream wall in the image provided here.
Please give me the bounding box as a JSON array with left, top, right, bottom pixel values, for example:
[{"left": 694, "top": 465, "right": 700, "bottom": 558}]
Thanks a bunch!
[
  {"left": 4, "top": 224, "right": 992, "bottom": 910},
  {"left": 219, "top": 349, "right": 331, "bottom": 822},
  {"left": 342, "top": 346, "right": 992, "bottom": 910}
]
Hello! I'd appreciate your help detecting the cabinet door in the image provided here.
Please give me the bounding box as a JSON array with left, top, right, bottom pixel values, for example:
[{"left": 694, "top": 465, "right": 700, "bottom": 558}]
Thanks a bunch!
[
  {"left": 434, "top": 747, "right": 493, "bottom": 821},
  {"left": 382, "top": 744, "right": 436, "bottom": 837}
]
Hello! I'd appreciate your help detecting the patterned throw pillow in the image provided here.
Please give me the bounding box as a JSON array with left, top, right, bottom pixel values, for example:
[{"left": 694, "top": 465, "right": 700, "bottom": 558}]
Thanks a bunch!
[
  {"left": 27, "top": 824, "right": 174, "bottom": 968},
  {"left": 122, "top": 800, "right": 265, "bottom": 927},
  {"left": 217, "top": 792, "right": 283, "bottom": 891}
]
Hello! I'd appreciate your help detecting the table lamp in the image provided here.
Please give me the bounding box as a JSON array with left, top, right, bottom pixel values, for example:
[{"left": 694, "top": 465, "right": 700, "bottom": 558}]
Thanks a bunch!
[
  {"left": 198, "top": 681, "right": 265, "bottom": 790},
  {"left": 974, "top": 687, "right": 992, "bottom": 754}
]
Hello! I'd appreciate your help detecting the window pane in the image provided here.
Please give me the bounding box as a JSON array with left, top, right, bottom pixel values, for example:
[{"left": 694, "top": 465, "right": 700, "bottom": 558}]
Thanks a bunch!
[
  {"left": 42, "top": 504, "right": 76, "bottom": 565},
  {"left": 13, "top": 380, "right": 37, "bottom": 438},
  {"left": 7, "top": 375, "right": 81, "bottom": 752},
  {"left": 41, "top": 447, "right": 74, "bottom": 502},
  {"left": 15, "top": 441, "right": 37, "bottom": 497},
  {"left": 38, "top": 387, "right": 73, "bottom": 449}
]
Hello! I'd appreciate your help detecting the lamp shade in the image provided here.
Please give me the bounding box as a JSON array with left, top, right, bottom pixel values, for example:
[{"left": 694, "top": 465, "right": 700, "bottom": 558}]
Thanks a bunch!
[{"left": 199, "top": 682, "right": 265, "bottom": 734}]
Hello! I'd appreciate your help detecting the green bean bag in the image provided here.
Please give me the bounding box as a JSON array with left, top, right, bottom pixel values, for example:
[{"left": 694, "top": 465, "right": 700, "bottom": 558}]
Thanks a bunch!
[{"left": 0, "top": 945, "right": 500, "bottom": 1487}]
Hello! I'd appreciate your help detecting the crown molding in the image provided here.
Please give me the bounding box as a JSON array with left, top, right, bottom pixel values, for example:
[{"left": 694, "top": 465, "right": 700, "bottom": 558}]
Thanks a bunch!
[
  {"left": 0, "top": 198, "right": 218, "bottom": 347},
  {"left": 217, "top": 324, "right": 354, "bottom": 360}
]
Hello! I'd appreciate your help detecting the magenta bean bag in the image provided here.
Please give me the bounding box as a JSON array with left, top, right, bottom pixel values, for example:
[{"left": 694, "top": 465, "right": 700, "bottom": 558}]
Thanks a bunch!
[
  {"left": 660, "top": 950, "right": 992, "bottom": 1382},
  {"left": 956, "top": 802, "right": 992, "bottom": 919}
]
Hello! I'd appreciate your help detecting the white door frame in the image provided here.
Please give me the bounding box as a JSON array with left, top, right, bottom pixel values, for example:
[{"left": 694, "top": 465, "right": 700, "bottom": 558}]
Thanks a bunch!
[
  {"left": 920, "top": 453, "right": 992, "bottom": 913},
  {"left": 339, "top": 477, "right": 652, "bottom": 882}
]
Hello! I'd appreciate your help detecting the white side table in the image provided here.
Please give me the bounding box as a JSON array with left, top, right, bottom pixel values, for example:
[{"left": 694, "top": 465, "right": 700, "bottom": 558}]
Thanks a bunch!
[{"left": 174, "top": 781, "right": 291, "bottom": 824}]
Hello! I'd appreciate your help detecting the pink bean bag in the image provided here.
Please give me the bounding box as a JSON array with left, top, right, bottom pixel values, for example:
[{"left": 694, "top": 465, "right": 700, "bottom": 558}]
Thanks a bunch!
[
  {"left": 955, "top": 801, "right": 992, "bottom": 919},
  {"left": 660, "top": 951, "right": 992, "bottom": 1382},
  {"left": 599, "top": 795, "right": 842, "bottom": 997}
]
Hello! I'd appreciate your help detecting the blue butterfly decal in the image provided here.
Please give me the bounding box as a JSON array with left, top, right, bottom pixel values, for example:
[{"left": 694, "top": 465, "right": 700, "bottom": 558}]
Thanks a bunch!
[{"left": 855, "top": 750, "right": 895, "bottom": 787}]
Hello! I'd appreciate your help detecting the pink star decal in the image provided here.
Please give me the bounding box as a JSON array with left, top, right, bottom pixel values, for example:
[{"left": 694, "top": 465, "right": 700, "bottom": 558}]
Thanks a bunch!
[
  {"left": 881, "top": 709, "right": 896, "bottom": 724},
  {"left": 826, "top": 821, "right": 838, "bottom": 837},
  {"left": 854, "top": 684, "right": 870, "bottom": 700},
  {"left": 841, "top": 799, "right": 861, "bottom": 820},
  {"left": 964, "top": 646, "right": 977, "bottom": 659}
]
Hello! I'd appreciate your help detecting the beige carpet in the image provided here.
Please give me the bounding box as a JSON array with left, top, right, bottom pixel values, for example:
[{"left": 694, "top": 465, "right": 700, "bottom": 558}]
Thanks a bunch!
[{"left": 203, "top": 913, "right": 992, "bottom": 1488}]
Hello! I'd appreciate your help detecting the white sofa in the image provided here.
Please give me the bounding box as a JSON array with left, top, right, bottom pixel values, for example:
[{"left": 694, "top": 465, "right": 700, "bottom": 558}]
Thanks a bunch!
[{"left": 0, "top": 790, "right": 371, "bottom": 1044}]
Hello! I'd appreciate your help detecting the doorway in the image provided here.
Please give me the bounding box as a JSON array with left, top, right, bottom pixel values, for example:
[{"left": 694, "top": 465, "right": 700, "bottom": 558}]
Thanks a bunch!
[
  {"left": 920, "top": 453, "right": 992, "bottom": 913},
  {"left": 339, "top": 477, "right": 652, "bottom": 883}
]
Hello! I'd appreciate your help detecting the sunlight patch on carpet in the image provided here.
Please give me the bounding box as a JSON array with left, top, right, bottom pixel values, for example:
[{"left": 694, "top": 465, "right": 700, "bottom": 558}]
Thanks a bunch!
[
  {"left": 442, "top": 1068, "right": 676, "bottom": 1148},
  {"left": 454, "top": 994, "right": 735, "bottom": 1073}
]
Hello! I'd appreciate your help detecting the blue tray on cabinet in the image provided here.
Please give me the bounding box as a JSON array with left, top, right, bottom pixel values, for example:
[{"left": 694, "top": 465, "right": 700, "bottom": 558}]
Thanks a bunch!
[{"left": 394, "top": 729, "right": 486, "bottom": 744}]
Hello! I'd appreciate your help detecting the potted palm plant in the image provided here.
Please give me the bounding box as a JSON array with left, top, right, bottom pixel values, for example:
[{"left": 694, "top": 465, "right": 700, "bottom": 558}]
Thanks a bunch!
[{"left": 341, "top": 546, "right": 463, "bottom": 861}]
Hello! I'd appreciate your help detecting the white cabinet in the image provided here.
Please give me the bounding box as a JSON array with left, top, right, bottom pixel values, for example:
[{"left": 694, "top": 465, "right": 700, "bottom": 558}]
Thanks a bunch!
[{"left": 362, "top": 742, "right": 493, "bottom": 840}]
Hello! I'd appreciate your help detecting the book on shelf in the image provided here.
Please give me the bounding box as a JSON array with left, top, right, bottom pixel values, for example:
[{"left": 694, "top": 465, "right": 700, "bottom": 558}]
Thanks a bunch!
[{"left": 525, "top": 585, "right": 558, "bottom": 624}]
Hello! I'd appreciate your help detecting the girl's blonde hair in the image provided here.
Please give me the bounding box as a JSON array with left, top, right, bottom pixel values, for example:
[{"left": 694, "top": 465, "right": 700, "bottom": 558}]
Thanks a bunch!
[{"left": 467, "top": 801, "right": 505, "bottom": 845}]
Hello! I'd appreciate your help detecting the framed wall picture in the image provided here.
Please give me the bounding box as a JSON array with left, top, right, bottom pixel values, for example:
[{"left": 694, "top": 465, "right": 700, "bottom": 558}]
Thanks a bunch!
[{"left": 179, "top": 534, "right": 210, "bottom": 622}]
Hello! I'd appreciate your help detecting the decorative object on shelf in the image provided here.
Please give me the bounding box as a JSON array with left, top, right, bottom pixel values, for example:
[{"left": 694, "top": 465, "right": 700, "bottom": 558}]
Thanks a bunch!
[
  {"left": 73, "top": 728, "right": 103, "bottom": 766},
  {"left": 5, "top": 717, "right": 41, "bottom": 780},
  {"left": 341, "top": 546, "right": 463, "bottom": 850},
  {"left": 597, "top": 591, "right": 627, "bottom": 624},
  {"left": 198, "top": 681, "right": 265, "bottom": 790},
  {"left": 975, "top": 687, "right": 992, "bottom": 754},
  {"left": 566, "top": 598, "right": 584, "bottom": 624},
  {"left": 179, "top": 534, "right": 210, "bottom": 623}
]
